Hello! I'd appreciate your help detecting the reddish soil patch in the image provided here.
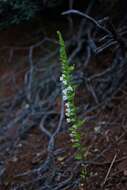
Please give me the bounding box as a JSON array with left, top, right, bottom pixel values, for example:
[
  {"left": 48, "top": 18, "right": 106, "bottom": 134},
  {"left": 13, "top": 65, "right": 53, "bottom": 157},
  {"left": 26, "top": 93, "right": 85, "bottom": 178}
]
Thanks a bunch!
[
  {"left": 0, "top": 20, "right": 127, "bottom": 190},
  {"left": 0, "top": 91, "right": 127, "bottom": 189}
]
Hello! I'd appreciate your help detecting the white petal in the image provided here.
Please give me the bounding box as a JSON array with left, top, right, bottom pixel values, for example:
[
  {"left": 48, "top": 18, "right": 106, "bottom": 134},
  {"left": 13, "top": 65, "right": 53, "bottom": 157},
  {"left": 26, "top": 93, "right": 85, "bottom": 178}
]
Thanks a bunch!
[
  {"left": 62, "top": 89, "right": 68, "bottom": 95},
  {"left": 60, "top": 76, "right": 63, "bottom": 81},
  {"left": 67, "top": 118, "right": 71, "bottom": 123},
  {"left": 66, "top": 108, "right": 71, "bottom": 113},
  {"left": 72, "top": 125, "right": 77, "bottom": 129},
  {"left": 67, "top": 86, "right": 73, "bottom": 91},
  {"left": 63, "top": 96, "right": 67, "bottom": 101},
  {"left": 63, "top": 80, "right": 67, "bottom": 85},
  {"left": 65, "top": 103, "right": 70, "bottom": 108}
]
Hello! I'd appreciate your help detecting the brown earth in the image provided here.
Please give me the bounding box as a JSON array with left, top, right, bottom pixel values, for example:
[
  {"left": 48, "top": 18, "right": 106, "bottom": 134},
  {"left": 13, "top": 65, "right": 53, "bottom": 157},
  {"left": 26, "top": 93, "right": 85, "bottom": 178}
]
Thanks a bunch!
[{"left": 0, "top": 18, "right": 127, "bottom": 190}]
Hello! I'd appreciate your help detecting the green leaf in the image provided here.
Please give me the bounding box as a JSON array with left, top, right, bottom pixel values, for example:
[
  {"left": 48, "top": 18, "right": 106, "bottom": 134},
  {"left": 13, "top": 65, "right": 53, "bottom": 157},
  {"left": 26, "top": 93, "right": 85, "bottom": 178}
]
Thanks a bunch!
[
  {"left": 72, "top": 143, "right": 81, "bottom": 148},
  {"left": 75, "top": 153, "right": 82, "bottom": 160}
]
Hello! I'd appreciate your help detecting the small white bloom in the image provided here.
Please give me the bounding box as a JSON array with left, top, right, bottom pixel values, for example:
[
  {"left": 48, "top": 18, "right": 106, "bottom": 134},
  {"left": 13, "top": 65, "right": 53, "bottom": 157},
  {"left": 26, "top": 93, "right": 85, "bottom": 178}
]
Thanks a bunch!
[
  {"left": 69, "top": 132, "right": 76, "bottom": 138},
  {"left": 62, "top": 74, "right": 66, "bottom": 80},
  {"left": 71, "top": 131, "right": 76, "bottom": 135},
  {"left": 63, "top": 80, "right": 67, "bottom": 85},
  {"left": 70, "top": 139, "right": 75, "bottom": 142},
  {"left": 67, "top": 86, "right": 73, "bottom": 91},
  {"left": 69, "top": 134, "right": 72, "bottom": 137},
  {"left": 70, "top": 133, "right": 74, "bottom": 137},
  {"left": 60, "top": 76, "right": 63, "bottom": 81},
  {"left": 70, "top": 118, "right": 75, "bottom": 123},
  {"left": 67, "top": 118, "right": 71, "bottom": 123},
  {"left": 70, "top": 134, "right": 74, "bottom": 138},
  {"left": 65, "top": 102, "right": 70, "bottom": 108},
  {"left": 63, "top": 96, "right": 67, "bottom": 101},
  {"left": 60, "top": 74, "right": 66, "bottom": 82},
  {"left": 62, "top": 89, "right": 68, "bottom": 96},
  {"left": 72, "top": 125, "right": 77, "bottom": 129},
  {"left": 66, "top": 108, "right": 71, "bottom": 113},
  {"left": 65, "top": 112, "right": 70, "bottom": 117}
]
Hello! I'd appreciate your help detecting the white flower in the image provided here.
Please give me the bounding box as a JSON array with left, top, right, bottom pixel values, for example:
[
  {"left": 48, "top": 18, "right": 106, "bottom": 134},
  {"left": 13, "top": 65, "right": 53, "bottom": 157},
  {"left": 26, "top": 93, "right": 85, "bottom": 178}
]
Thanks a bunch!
[
  {"left": 67, "top": 86, "right": 73, "bottom": 91},
  {"left": 60, "top": 76, "right": 63, "bottom": 81},
  {"left": 65, "top": 102, "right": 70, "bottom": 108},
  {"left": 67, "top": 118, "right": 71, "bottom": 123},
  {"left": 72, "top": 125, "right": 77, "bottom": 129},
  {"left": 62, "top": 86, "right": 73, "bottom": 96},
  {"left": 66, "top": 108, "right": 71, "bottom": 113},
  {"left": 69, "top": 133, "right": 74, "bottom": 137},
  {"left": 70, "top": 139, "right": 75, "bottom": 142},
  {"left": 71, "top": 131, "right": 76, "bottom": 135},
  {"left": 62, "top": 89, "right": 68, "bottom": 96},
  {"left": 63, "top": 80, "right": 67, "bottom": 85},
  {"left": 65, "top": 112, "right": 70, "bottom": 117},
  {"left": 60, "top": 74, "right": 66, "bottom": 82},
  {"left": 63, "top": 95, "right": 67, "bottom": 101}
]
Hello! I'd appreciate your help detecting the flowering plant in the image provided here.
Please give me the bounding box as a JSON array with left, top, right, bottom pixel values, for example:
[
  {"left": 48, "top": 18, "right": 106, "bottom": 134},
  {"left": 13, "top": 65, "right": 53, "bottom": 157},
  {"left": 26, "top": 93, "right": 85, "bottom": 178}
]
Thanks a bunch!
[{"left": 57, "top": 31, "right": 85, "bottom": 161}]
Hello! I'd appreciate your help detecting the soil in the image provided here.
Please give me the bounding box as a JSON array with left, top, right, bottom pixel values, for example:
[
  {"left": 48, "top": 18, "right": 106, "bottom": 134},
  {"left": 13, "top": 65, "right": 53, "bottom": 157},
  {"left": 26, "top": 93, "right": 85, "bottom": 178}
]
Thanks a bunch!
[
  {"left": 0, "top": 17, "right": 127, "bottom": 190},
  {"left": 0, "top": 90, "right": 127, "bottom": 190}
]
